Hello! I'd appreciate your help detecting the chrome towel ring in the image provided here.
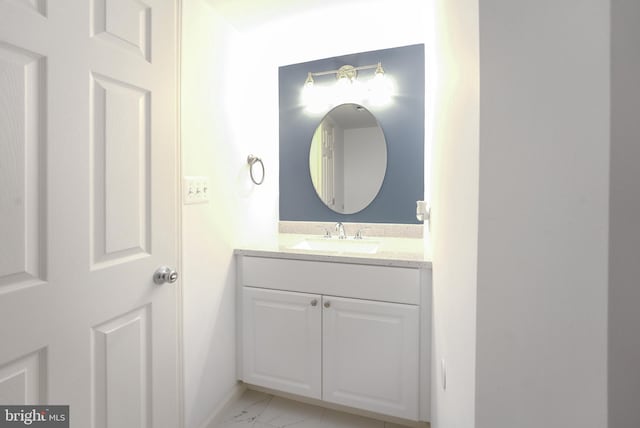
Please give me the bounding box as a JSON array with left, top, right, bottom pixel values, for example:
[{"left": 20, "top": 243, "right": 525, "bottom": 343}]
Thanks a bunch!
[{"left": 247, "top": 155, "right": 265, "bottom": 185}]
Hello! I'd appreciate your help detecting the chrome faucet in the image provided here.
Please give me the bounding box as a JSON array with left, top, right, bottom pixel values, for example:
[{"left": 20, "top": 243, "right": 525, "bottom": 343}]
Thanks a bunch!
[{"left": 335, "top": 222, "right": 347, "bottom": 240}]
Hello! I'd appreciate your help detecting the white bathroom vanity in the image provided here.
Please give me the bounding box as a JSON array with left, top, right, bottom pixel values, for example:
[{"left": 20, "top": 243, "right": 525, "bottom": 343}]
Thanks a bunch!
[{"left": 235, "top": 235, "right": 431, "bottom": 424}]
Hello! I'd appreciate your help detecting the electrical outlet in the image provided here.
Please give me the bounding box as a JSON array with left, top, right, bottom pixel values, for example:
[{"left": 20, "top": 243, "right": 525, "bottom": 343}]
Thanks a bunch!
[
  {"left": 441, "top": 359, "right": 447, "bottom": 390},
  {"left": 183, "top": 176, "right": 210, "bottom": 204}
]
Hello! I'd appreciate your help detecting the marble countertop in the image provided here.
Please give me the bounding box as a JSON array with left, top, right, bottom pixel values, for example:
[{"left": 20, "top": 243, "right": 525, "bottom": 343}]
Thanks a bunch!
[{"left": 234, "top": 234, "right": 431, "bottom": 269}]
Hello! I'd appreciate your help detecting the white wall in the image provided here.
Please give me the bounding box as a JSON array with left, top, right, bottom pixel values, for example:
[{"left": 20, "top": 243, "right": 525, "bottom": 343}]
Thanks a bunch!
[
  {"left": 609, "top": 1, "right": 640, "bottom": 426},
  {"left": 181, "top": 4, "right": 238, "bottom": 427},
  {"left": 181, "top": 1, "right": 279, "bottom": 427},
  {"left": 241, "top": 1, "right": 429, "bottom": 70},
  {"left": 343, "top": 127, "right": 386, "bottom": 213},
  {"left": 476, "top": 1, "right": 610, "bottom": 427},
  {"left": 429, "top": 0, "right": 479, "bottom": 426}
]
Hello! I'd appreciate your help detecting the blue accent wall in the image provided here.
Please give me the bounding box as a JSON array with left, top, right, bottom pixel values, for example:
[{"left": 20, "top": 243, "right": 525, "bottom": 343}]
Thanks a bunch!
[{"left": 279, "top": 44, "right": 425, "bottom": 224}]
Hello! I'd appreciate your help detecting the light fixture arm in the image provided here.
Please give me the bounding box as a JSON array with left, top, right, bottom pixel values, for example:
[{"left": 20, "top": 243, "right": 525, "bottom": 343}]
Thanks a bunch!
[
  {"left": 301, "top": 61, "right": 392, "bottom": 110},
  {"left": 306, "top": 62, "right": 384, "bottom": 81}
]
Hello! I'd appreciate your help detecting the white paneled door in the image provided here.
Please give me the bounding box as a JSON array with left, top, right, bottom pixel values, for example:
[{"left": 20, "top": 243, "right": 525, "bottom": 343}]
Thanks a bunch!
[{"left": 0, "top": 1, "right": 179, "bottom": 427}]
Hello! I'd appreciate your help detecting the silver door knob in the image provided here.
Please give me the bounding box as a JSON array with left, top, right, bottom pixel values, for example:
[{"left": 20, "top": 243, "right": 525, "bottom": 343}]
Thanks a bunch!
[
  {"left": 310, "top": 299, "right": 318, "bottom": 307},
  {"left": 154, "top": 266, "right": 178, "bottom": 285},
  {"left": 324, "top": 301, "right": 331, "bottom": 308}
]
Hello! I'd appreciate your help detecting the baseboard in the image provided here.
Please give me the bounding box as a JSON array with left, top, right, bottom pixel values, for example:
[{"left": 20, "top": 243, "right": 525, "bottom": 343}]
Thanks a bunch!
[
  {"left": 247, "top": 384, "right": 429, "bottom": 428},
  {"left": 198, "top": 382, "right": 248, "bottom": 428}
]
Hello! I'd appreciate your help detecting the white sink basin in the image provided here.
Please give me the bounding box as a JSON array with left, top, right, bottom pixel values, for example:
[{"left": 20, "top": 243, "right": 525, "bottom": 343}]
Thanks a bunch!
[{"left": 290, "top": 238, "right": 380, "bottom": 254}]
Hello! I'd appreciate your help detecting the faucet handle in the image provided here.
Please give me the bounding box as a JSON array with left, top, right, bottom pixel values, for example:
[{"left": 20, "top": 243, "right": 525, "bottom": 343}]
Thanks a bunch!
[
  {"left": 317, "top": 226, "right": 331, "bottom": 238},
  {"left": 353, "top": 227, "right": 370, "bottom": 240}
]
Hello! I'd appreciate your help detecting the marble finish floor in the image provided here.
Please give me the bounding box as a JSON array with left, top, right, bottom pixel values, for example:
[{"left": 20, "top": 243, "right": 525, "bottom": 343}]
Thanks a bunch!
[{"left": 214, "top": 389, "right": 415, "bottom": 428}]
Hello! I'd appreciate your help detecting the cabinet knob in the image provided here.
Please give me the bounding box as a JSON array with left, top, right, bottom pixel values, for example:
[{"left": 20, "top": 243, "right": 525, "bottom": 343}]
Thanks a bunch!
[
  {"left": 310, "top": 299, "right": 318, "bottom": 307},
  {"left": 324, "top": 301, "right": 331, "bottom": 308}
]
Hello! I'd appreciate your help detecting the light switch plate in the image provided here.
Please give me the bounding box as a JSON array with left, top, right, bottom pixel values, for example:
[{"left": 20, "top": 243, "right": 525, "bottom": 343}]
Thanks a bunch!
[{"left": 183, "top": 176, "right": 210, "bottom": 204}]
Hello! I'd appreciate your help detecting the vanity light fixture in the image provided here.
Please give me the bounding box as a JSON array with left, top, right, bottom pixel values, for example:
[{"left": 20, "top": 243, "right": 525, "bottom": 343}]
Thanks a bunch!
[
  {"left": 301, "top": 62, "right": 394, "bottom": 112},
  {"left": 304, "top": 72, "right": 314, "bottom": 86}
]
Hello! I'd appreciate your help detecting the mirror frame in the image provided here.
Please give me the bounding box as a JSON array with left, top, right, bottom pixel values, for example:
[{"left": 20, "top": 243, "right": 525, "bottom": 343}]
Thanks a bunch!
[{"left": 279, "top": 44, "right": 425, "bottom": 224}]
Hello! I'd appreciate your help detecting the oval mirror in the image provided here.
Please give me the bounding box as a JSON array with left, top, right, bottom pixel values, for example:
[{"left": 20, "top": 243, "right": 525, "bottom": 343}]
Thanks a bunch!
[{"left": 309, "top": 103, "right": 387, "bottom": 214}]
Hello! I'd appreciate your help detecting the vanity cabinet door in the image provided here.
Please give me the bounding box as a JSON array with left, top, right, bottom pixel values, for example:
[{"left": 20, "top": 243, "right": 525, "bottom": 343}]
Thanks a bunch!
[
  {"left": 322, "top": 296, "right": 420, "bottom": 420},
  {"left": 242, "top": 287, "right": 322, "bottom": 399}
]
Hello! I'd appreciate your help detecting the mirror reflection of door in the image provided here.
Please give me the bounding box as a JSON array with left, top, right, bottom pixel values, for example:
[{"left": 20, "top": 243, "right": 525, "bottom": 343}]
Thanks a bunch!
[
  {"left": 310, "top": 117, "right": 337, "bottom": 209},
  {"left": 309, "top": 103, "right": 387, "bottom": 214}
]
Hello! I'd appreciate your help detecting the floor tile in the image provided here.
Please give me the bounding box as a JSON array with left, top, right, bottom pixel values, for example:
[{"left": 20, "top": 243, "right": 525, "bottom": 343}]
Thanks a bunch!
[
  {"left": 256, "top": 395, "right": 325, "bottom": 427},
  {"left": 320, "top": 409, "right": 385, "bottom": 428},
  {"left": 218, "top": 421, "right": 273, "bottom": 428},
  {"left": 215, "top": 389, "right": 416, "bottom": 428},
  {"left": 216, "top": 390, "right": 273, "bottom": 427}
]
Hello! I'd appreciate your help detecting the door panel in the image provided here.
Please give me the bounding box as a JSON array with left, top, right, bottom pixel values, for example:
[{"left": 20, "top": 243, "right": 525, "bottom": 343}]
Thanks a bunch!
[
  {"left": 0, "top": 349, "right": 46, "bottom": 404},
  {"left": 92, "top": 306, "right": 151, "bottom": 428},
  {"left": 0, "top": 1, "right": 179, "bottom": 427},
  {"left": 90, "top": 72, "right": 151, "bottom": 267},
  {"left": 322, "top": 296, "right": 420, "bottom": 420},
  {"left": 8, "top": 0, "right": 47, "bottom": 17},
  {"left": 91, "top": 0, "right": 151, "bottom": 61},
  {"left": 0, "top": 41, "right": 46, "bottom": 291},
  {"left": 242, "top": 287, "right": 322, "bottom": 399}
]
